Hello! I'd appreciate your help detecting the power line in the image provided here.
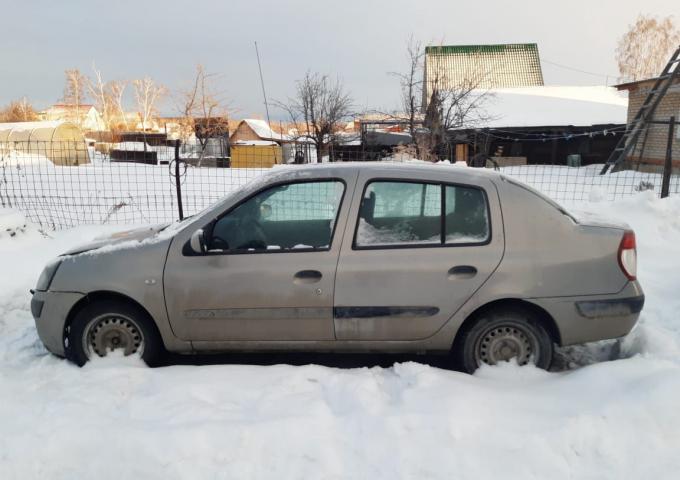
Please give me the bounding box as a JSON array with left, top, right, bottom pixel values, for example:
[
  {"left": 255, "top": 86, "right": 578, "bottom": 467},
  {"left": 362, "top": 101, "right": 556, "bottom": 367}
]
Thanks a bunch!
[{"left": 541, "top": 58, "right": 619, "bottom": 82}]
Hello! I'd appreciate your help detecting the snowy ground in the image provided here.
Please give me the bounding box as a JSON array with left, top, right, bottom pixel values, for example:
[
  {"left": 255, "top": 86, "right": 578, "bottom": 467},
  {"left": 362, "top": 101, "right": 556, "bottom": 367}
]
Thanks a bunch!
[{"left": 1, "top": 172, "right": 680, "bottom": 478}]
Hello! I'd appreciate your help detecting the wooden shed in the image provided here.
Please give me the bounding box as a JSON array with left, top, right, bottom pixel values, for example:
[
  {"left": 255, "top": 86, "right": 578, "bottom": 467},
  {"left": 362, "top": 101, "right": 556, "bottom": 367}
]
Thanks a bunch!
[{"left": 230, "top": 141, "right": 282, "bottom": 168}]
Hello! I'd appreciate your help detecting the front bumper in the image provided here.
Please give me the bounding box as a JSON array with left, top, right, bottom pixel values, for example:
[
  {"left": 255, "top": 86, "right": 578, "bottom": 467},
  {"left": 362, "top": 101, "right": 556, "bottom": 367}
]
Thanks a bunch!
[{"left": 31, "top": 290, "right": 85, "bottom": 357}]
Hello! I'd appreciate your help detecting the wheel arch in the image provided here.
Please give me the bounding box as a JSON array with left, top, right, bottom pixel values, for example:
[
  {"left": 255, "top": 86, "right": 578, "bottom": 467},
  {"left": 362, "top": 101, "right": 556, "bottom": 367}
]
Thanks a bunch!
[
  {"left": 64, "top": 290, "right": 165, "bottom": 348},
  {"left": 453, "top": 298, "right": 562, "bottom": 348}
]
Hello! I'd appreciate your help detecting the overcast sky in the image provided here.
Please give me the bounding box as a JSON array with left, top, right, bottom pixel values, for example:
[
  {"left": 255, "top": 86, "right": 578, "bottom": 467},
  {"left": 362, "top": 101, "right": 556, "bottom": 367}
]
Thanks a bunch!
[{"left": 1, "top": 0, "right": 678, "bottom": 119}]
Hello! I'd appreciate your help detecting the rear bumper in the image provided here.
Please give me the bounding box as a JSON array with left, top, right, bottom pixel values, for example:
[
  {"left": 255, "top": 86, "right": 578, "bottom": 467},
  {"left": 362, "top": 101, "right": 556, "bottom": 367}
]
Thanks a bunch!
[
  {"left": 575, "top": 295, "right": 644, "bottom": 319},
  {"left": 530, "top": 281, "right": 644, "bottom": 346},
  {"left": 31, "top": 290, "right": 85, "bottom": 357}
]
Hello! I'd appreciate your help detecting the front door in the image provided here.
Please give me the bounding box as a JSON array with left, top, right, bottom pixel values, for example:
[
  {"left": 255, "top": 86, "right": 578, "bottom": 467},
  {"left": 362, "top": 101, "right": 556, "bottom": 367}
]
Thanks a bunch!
[
  {"left": 164, "top": 175, "right": 354, "bottom": 342},
  {"left": 334, "top": 171, "right": 504, "bottom": 341}
]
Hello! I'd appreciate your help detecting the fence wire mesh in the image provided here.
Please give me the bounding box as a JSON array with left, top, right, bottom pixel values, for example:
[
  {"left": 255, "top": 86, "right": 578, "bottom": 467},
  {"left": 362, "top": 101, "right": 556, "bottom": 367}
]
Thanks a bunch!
[
  {"left": 497, "top": 163, "right": 680, "bottom": 204},
  {"left": 0, "top": 135, "right": 678, "bottom": 230},
  {"left": 0, "top": 140, "right": 266, "bottom": 229}
]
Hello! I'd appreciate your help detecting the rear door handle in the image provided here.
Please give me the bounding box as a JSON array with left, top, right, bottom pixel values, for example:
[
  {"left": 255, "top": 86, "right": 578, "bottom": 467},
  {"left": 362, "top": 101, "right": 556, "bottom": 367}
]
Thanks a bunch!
[
  {"left": 294, "top": 270, "right": 323, "bottom": 284},
  {"left": 448, "top": 265, "right": 477, "bottom": 279}
]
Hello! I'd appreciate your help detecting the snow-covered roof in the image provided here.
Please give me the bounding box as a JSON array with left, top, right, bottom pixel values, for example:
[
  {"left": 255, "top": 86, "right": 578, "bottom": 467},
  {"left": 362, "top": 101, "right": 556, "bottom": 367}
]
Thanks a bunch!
[
  {"left": 242, "top": 119, "right": 289, "bottom": 141},
  {"left": 0, "top": 120, "right": 65, "bottom": 132},
  {"left": 478, "top": 86, "right": 628, "bottom": 128}
]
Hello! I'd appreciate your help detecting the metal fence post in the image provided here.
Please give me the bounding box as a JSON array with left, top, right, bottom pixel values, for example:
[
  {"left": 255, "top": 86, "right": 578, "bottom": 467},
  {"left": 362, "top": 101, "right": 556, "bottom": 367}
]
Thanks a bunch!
[
  {"left": 174, "top": 139, "right": 184, "bottom": 220},
  {"left": 661, "top": 116, "right": 675, "bottom": 199}
]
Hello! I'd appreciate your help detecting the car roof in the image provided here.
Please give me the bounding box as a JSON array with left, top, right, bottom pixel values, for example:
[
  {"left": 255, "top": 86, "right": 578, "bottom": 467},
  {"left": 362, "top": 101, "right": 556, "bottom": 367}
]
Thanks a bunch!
[{"left": 270, "top": 161, "right": 504, "bottom": 182}]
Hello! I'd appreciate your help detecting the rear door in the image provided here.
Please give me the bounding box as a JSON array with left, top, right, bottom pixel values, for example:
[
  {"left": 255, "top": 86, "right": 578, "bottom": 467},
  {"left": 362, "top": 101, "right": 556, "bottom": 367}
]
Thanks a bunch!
[{"left": 333, "top": 170, "right": 504, "bottom": 341}]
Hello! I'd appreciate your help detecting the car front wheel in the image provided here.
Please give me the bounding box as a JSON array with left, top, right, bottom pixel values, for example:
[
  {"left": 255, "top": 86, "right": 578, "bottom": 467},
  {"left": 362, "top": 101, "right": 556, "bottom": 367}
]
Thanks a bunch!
[
  {"left": 454, "top": 308, "right": 554, "bottom": 373},
  {"left": 66, "top": 300, "right": 162, "bottom": 367}
]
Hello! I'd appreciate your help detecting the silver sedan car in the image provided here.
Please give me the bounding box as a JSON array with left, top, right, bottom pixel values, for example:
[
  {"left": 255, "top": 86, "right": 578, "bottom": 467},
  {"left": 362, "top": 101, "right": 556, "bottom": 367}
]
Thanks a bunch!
[{"left": 31, "top": 163, "right": 644, "bottom": 372}]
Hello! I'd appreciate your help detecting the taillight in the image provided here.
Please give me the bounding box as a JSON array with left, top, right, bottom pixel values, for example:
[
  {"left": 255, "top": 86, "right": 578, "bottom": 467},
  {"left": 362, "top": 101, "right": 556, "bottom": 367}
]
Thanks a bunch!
[{"left": 618, "top": 230, "right": 637, "bottom": 280}]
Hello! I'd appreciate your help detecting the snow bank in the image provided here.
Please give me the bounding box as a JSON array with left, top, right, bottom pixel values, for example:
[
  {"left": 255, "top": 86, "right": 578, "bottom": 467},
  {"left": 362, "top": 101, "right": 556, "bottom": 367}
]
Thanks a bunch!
[
  {"left": 1, "top": 186, "right": 680, "bottom": 478},
  {"left": 0, "top": 208, "right": 30, "bottom": 238}
]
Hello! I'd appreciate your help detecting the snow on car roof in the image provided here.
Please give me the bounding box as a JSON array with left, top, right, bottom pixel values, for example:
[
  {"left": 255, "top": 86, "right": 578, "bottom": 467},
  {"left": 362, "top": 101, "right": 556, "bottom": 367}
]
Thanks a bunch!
[{"left": 269, "top": 160, "right": 504, "bottom": 182}]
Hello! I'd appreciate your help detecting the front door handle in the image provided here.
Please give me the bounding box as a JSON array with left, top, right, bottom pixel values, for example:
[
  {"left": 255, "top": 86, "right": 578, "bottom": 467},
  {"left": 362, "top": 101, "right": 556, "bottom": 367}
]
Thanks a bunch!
[
  {"left": 294, "top": 270, "right": 323, "bottom": 284},
  {"left": 448, "top": 265, "right": 477, "bottom": 279}
]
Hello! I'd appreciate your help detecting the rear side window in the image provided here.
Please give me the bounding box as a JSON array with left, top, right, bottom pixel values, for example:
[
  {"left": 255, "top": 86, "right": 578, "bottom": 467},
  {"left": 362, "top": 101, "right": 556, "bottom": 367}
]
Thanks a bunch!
[
  {"left": 355, "top": 180, "right": 490, "bottom": 248},
  {"left": 356, "top": 182, "right": 441, "bottom": 246},
  {"left": 445, "top": 185, "right": 490, "bottom": 244}
]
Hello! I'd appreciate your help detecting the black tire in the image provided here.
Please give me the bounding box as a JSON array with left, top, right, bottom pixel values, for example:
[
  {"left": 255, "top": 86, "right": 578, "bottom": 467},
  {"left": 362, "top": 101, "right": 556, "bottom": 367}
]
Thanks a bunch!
[
  {"left": 65, "top": 300, "right": 163, "bottom": 367},
  {"left": 453, "top": 307, "right": 554, "bottom": 374}
]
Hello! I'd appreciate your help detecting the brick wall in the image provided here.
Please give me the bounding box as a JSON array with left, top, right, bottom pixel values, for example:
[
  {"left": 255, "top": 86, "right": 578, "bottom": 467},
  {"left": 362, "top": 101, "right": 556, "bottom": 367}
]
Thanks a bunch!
[{"left": 625, "top": 82, "right": 680, "bottom": 167}]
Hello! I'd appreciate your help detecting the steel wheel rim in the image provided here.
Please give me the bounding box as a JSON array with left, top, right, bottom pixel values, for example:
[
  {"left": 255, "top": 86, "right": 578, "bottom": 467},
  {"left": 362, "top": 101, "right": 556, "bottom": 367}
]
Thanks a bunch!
[
  {"left": 475, "top": 322, "right": 538, "bottom": 367},
  {"left": 83, "top": 313, "right": 145, "bottom": 359}
]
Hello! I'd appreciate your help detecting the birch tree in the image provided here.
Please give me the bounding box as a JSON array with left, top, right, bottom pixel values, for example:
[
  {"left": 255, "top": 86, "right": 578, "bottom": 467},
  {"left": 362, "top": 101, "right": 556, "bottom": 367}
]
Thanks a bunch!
[
  {"left": 108, "top": 81, "right": 128, "bottom": 130},
  {"left": 87, "top": 65, "right": 113, "bottom": 131},
  {"left": 616, "top": 14, "right": 680, "bottom": 81},
  {"left": 63, "top": 69, "right": 88, "bottom": 127},
  {"left": 132, "top": 77, "right": 165, "bottom": 131}
]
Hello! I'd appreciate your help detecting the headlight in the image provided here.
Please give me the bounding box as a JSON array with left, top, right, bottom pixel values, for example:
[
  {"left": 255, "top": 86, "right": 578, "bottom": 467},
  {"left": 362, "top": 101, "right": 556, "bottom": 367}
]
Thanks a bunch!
[{"left": 36, "top": 258, "right": 62, "bottom": 291}]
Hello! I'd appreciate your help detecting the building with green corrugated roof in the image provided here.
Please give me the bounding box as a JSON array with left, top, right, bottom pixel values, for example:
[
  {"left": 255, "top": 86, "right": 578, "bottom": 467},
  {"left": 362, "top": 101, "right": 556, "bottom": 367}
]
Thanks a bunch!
[{"left": 423, "top": 43, "right": 544, "bottom": 108}]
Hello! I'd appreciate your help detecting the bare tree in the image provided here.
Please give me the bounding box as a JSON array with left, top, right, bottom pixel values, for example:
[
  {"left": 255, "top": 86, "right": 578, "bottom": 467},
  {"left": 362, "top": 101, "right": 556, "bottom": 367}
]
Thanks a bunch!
[
  {"left": 389, "top": 35, "right": 425, "bottom": 157},
  {"left": 63, "top": 69, "right": 88, "bottom": 127},
  {"left": 415, "top": 46, "right": 493, "bottom": 160},
  {"left": 178, "top": 64, "right": 229, "bottom": 157},
  {"left": 86, "top": 64, "right": 114, "bottom": 131},
  {"left": 132, "top": 77, "right": 165, "bottom": 131},
  {"left": 0, "top": 97, "right": 38, "bottom": 122},
  {"left": 108, "top": 80, "right": 128, "bottom": 130},
  {"left": 616, "top": 14, "right": 680, "bottom": 82},
  {"left": 276, "top": 71, "right": 353, "bottom": 161}
]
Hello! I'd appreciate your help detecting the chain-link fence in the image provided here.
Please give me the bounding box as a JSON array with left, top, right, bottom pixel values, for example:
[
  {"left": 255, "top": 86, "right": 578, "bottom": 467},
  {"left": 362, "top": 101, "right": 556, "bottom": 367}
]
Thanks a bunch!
[
  {"left": 448, "top": 120, "right": 680, "bottom": 204},
  {"left": 0, "top": 140, "right": 268, "bottom": 229},
  {"left": 1, "top": 131, "right": 679, "bottom": 230}
]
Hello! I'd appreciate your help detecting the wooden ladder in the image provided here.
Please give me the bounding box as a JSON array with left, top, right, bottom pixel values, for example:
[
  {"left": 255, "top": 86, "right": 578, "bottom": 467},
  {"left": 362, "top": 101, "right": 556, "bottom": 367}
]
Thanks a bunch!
[{"left": 600, "top": 45, "right": 680, "bottom": 174}]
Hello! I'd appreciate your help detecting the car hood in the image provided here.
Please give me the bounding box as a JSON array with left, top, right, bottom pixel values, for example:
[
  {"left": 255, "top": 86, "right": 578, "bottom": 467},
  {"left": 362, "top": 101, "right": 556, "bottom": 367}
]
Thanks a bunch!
[{"left": 62, "top": 223, "right": 172, "bottom": 255}]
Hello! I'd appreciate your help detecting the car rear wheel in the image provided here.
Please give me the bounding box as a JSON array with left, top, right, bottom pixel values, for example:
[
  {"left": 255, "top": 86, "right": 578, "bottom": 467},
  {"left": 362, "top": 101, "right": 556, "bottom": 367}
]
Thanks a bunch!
[
  {"left": 454, "top": 308, "right": 554, "bottom": 373},
  {"left": 66, "top": 300, "right": 162, "bottom": 367}
]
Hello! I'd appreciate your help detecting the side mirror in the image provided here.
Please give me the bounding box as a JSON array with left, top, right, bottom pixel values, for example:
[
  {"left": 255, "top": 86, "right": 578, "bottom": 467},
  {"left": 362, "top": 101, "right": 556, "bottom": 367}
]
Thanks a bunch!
[{"left": 189, "top": 229, "right": 206, "bottom": 254}]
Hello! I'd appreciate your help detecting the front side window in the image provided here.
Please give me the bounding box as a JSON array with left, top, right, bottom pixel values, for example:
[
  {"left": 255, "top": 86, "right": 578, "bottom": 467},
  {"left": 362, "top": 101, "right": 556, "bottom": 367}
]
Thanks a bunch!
[
  {"left": 209, "top": 180, "right": 344, "bottom": 252},
  {"left": 355, "top": 180, "right": 490, "bottom": 248}
]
